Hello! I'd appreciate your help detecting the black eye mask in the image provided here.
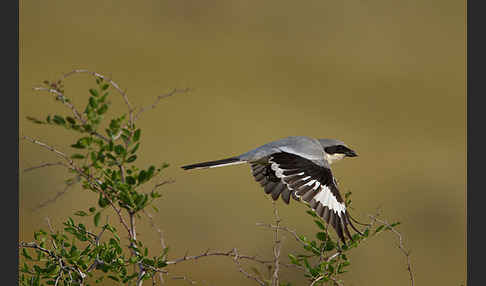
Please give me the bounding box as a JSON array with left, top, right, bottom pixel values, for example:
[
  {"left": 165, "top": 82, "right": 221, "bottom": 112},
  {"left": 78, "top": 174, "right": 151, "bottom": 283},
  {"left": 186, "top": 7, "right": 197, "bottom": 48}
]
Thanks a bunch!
[{"left": 324, "top": 145, "right": 357, "bottom": 157}]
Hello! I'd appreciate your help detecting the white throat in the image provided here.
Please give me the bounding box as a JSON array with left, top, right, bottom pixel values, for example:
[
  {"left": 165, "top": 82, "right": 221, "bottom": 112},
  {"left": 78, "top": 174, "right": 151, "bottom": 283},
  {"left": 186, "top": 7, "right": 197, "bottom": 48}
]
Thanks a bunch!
[{"left": 324, "top": 153, "right": 345, "bottom": 164}]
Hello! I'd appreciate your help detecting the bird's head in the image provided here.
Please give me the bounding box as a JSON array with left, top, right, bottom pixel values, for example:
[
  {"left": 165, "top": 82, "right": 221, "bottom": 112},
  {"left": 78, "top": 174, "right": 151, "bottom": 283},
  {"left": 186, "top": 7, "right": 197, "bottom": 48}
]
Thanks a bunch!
[{"left": 318, "top": 138, "right": 358, "bottom": 164}]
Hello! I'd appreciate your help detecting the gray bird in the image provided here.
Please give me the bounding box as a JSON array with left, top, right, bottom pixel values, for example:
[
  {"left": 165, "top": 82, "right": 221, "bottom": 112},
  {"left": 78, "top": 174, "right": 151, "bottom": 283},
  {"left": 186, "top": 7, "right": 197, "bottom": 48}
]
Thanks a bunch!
[{"left": 181, "top": 136, "right": 362, "bottom": 244}]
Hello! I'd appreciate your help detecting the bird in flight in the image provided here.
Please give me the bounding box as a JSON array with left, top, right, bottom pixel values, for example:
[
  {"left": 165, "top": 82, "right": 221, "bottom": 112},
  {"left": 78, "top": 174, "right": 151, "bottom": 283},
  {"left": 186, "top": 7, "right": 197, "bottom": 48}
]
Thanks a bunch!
[{"left": 181, "top": 136, "right": 362, "bottom": 245}]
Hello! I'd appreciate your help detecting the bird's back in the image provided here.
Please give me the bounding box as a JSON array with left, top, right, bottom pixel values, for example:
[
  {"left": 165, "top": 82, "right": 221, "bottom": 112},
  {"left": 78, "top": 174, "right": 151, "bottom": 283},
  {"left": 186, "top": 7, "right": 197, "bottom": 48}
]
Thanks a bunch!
[{"left": 238, "top": 136, "right": 326, "bottom": 164}]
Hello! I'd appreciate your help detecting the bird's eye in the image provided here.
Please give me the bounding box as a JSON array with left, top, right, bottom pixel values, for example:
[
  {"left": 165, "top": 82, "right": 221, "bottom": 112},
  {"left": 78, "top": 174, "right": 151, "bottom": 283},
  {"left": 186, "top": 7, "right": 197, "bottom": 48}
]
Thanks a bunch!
[{"left": 324, "top": 145, "right": 349, "bottom": 154}]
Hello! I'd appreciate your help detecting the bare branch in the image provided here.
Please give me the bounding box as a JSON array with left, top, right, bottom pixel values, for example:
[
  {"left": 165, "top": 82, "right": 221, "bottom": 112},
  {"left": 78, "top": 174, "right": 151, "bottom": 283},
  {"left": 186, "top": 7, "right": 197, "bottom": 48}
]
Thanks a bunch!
[
  {"left": 310, "top": 275, "right": 325, "bottom": 286},
  {"left": 21, "top": 136, "right": 72, "bottom": 163},
  {"left": 256, "top": 223, "right": 315, "bottom": 250},
  {"left": 134, "top": 88, "right": 191, "bottom": 122},
  {"left": 271, "top": 201, "right": 281, "bottom": 286},
  {"left": 33, "top": 176, "right": 81, "bottom": 211},
  {"left": 166, "top": 248, "right": 271, "bottom": 266},
  {"left": 23, "top": 162, "right": 65, "bottom": 172},
  {"left": 151, "top": 179, "right": 176, "bottom": 193},
  {"left": 232, "top": 248, "right": 267, "bottom": 286},
  {"left": 171, "top": 275, "right": 197, "bottom": 285},
  {"left": 142, "top": 209, "right": 167, "bottom": 250},
  {"left": 368, "top": 214, "right": 414, "bottom": 286}
]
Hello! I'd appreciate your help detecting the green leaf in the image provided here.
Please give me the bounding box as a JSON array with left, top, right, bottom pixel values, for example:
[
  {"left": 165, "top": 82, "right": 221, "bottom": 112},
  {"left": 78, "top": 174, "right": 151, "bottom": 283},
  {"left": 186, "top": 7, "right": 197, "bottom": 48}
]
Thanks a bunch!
[
  {"left": 288, "top": 254, "right": 300, "bottom": 265},
  {"left": 133, "top": 129, "right": 141, "bottom": 142},
  {"left": 316, "top": 232, "right": 327, "bottom": 241},
  {"left": 389, "top": 222, "right": 401, "bottom": 228},
  {"left": 126, "top": 176, "right": 136, "bottom": 185},
  {"left": 66, "top": 116, "right": 76, "bottom": 124},
  {"left": 97, "top": 104, "right": 108, "bottom": 115},
  {"left": 375, "top": 225, "right": 385, "bottom": 234},
  {"left": 130, "top": 142, "right": 140, "bottom": 154},
  {"left": 306, "top": 210, "right": 317, "bottom": 218},
  {"left": 314, "top": 220, "right": 326, "bottom": 230},
  {"left": 26, "top": 116, "right": 44, "bottom": 124},
  {"left": 101, "top": 83, "right": 110, "bottom": 90},
  {"left": 89, "top": 89, "right": 99, "bottom": 97},
  {"left": 98, "top": 195, "right": 110, "bottom": 208},
  {"left": 71, "top": 143, "right": 85, "bottom": 149},
  {"left": 22, "top": 248, "right": 32, "bottom": 260},
  {"left": 138, "top": 170, "right": 147, "bottom": 184},
  {"left": 94, "top": 212, "right": 101, "bottom": 227},
  {"left": 75, "top": 210, "right": 88, "bottom": 216},
  {"left": 71, "top": 154, "right": 85, "bottom": 159},
  {"left": 114, "top": 145, "right": 125, "bottom": 155},
  {"left": 126, "top": 155, "right": 137, "bottom": 163},
  {"left": 89, "top": 207, "right": 96, "bottom": 213},
  {"left": 89, "top": 97, "right": 98, "bottom": 108},
  {"left": 107, "top": 275, "right": 119, "bottom": 282},
  {"left": 52, "top": 115, "right": 66, "bottom": 125},
  {"left": 83, "top": 124, "right": 93, "bottom": 132}
]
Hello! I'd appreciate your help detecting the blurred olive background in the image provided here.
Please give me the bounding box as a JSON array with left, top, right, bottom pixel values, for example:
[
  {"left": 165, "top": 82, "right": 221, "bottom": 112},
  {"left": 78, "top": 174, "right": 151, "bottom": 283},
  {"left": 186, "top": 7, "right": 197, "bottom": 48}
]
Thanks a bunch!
[{"left": 19, "top": 0, "right": 465, "bottom": 285}]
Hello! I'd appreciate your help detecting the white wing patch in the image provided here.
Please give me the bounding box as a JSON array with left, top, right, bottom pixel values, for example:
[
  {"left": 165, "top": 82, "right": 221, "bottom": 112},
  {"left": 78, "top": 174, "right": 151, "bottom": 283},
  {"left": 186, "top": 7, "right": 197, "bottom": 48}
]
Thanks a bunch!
[
  {"left": 314, "top": 185, "right": 346, "bottom": 216},
  {"left": 269, "top": 159, "right": 346, "bottom": 217}
]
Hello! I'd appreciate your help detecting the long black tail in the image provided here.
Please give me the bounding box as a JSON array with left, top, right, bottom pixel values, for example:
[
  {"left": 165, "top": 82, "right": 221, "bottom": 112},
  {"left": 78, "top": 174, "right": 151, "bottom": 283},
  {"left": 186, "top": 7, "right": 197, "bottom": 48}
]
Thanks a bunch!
[{"left": 181, "top": 157, "right": 243, "bottom": 170}]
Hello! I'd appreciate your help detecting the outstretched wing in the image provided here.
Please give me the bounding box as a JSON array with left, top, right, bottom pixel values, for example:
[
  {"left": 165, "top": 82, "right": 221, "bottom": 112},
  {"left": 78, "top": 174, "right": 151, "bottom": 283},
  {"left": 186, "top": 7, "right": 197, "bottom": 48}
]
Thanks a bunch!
[{"left": 250, "top": 152, "right": 361, "bottom": 244}]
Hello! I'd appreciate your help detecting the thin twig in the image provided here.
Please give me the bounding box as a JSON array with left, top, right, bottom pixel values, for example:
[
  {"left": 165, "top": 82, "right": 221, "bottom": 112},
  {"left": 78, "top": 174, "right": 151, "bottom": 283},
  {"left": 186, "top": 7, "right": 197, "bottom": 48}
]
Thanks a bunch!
[
  {"left": 271, "top": 201, "right": 281, "bottom": 286},
  {"left": 134, "top": 88, "right": 191, "bottom": 122},
  {"left": 142, "top": 209, "right": 167, "bottom": 250},
  {"left": 256, "top": 223, "right": 318, "bottom": 251},
  {"left": 368, "top": 214, "right": 414, "bottom": 286},
  {"left": 171, "top": 275, "right": 197, "bottom": 285},
  {"left": 151, "top": 179, "right": 176, "bottom": 193},
  {"left": 310, "top": 275, "right": 325, "bottom": 286},
  {"left": 167, "top": 248, "right": 271, "bottom": 265},
  {"left": 232, "top": 248, "right": 266, "bottom": 286},
  {"left": 33, "top": 176, "right": 81, "bottom": 211},
  {"left": 23, "top": 162, "right": 65, "bottom": 172}
]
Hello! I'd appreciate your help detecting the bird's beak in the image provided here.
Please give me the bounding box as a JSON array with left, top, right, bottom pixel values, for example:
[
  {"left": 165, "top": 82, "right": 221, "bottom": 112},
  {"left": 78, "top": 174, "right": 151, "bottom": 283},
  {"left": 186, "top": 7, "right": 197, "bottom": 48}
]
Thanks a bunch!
[{"left": 345, "top": 150, "right": 358, "bottom": 157}]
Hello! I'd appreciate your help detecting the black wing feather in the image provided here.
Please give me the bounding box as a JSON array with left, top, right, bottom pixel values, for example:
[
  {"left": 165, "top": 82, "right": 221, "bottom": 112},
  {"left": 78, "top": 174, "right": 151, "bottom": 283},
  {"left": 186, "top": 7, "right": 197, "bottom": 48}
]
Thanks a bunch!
[{"left": 249, "top": 152, "right": 361, "bottom": 245}]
